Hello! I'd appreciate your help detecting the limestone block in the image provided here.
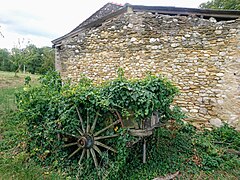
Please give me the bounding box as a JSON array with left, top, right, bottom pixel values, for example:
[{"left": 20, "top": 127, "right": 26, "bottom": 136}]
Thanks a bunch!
[{"left": 209, "top": 118, "right": 223, "bottom": 127}]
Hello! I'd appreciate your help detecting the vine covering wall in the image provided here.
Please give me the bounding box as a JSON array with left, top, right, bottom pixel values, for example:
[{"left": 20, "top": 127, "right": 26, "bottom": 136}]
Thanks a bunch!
[{"left": 55, "top": 11, "right": 240, "bottom": 129}]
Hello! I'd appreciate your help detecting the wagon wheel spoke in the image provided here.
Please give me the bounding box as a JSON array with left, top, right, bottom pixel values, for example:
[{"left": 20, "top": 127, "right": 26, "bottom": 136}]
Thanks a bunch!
[
  {"left": 77, "top": 128, "right": 84, "bottom": 136},
  {"left": 94, "top": 120, "right": 120, "bottom": 136},
  {"left": 94, "top": 134, "right": 119, "bottom": 141},
  {"left": 62, "top": 142, "right": 78, "bottom": 148},
  {"left": 113, "top": 109, "right": 124, "bottom": 127},
  {"left": 76, "top": 107, "right": 85, "bottom": 133},
  {"left": 95, "top": 141, "right": 117, "bottom": 153},
  {"left": 86, "top": 110, "right": 90, "bottom": 133},
  {"left": 62, "top": 132, "right": 80, "bottom": 139},
  {"left": 64, "top": 110, "right": 120, "bottom": 169},
  {"left": 87, "top": 149, "right": 90, "bottom": 159},
  {"left": 90, "top": 110, "right": 99, "bottom": 133},
  {"left": 69, "top": 146, "right": 83, "bottom": 158},
  {"left": 78, "top": 149, "right": 86, "bottom": 165},
  {"left": 93, "top": 145, "right": 102, "bottom": 156},
  {"left": 90, "top": 148, "right": 98, "bottom": 168}
]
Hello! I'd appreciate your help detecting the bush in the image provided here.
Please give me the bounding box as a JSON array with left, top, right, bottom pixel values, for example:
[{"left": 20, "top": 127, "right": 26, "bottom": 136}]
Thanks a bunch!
[
  {"left": 16, "top": 71, "right": 181, "bottom": 178},
  {"left": 16, "top": 71, "right": 240, "bottom": 179}
]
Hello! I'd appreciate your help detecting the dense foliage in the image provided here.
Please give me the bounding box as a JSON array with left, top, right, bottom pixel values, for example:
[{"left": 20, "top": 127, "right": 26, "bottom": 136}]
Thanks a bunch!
[
  {"left": 1, "top": 71, "right": 239, "bottom": 179},
  {"left": 0, "top": 45, "right": 54, "bottom": 75},
  {"left": 15, "top": 71, "right": 183, "bottom": 177},
  {"left": 199, "top": 0, "right": 240, "bottom": 10}
]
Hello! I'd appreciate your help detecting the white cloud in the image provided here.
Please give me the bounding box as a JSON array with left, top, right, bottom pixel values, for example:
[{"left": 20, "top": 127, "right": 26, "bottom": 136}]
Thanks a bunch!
[{"left": 0, "top": 0, "right": 206, "bottom": 49}]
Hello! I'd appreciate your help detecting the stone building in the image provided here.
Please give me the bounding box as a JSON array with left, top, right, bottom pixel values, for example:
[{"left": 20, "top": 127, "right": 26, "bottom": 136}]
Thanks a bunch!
[{"left": 52, "top": 3, "right": 240, "bottom": 129}]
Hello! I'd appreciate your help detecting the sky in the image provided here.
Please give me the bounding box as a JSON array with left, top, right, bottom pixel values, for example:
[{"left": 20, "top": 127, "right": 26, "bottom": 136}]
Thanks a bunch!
[{"left": 0, "top": 0, "right": 207, "bottom": 49}]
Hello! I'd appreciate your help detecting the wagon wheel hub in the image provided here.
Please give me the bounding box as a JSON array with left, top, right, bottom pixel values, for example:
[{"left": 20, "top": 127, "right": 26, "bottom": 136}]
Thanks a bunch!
[{"left": 78, "top": 135, "right": 94, "bottom": 149}]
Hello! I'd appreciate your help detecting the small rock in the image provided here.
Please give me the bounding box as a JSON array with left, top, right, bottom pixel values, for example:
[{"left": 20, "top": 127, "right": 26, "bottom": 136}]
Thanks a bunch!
[
  {"left": 210, "top": 118, "right": 223, "bottom": 127},
  {"left": 208, "top": 110, "right": 217, "bottom": 116},
  {"left": 217, "top": 99, "right": 224, "bottom": 104},
  {"left": 197, "top": 68, "right": 205, "bottom": 72},
  {"left": 197, "top": 97, "right": 203, "bottom": 103},
  {"left": 173, "top": 18, "right": 178, "bottom": 22},
  {"left": 128, "top": 23, "right": 133, "bottom": 28},
  {"left": 130, "top": 37, "right": 137, "bottom": 42},
  {"left": 219, "top": 52, "right": 226, "bottom": 56},
  {"left": 150, "top": 38, "right": 157, "bottom": 43},
  {"left": 181, "top": 108, "right": 188, "bottom": 112},
  {"left": 110, "top": 26, "right": 116, "bottom": 30},
  {"left": 171, "top": 43, "right": 179, "bottom": 48},
  {"left": 209, "top": 17, "right": 217, "bottom": 23},
  {"left": 216, "top": 73, "right": 224, "bottom": 77},
  {"left": 215, "top": 30, "right": 222, "bottom": 35},
  {"left": 229, "top": 29, "right": 236, "bottom": 33},
  {"left": 199, "top": 108, "right": 208, "bottom": 115},
  {"left": 190, "top": 109, "right": 198, "bottom": 113}
]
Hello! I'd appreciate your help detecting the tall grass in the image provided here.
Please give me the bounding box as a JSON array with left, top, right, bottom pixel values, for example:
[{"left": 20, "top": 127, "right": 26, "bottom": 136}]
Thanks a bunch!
[{"left": 0, "top": 71, "right": 64, "bottom": 179}]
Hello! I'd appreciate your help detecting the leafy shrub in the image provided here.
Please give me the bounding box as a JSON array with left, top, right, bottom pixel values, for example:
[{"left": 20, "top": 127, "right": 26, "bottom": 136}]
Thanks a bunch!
[
  {"left": 16, "top": 71, "right": 181, "bottom": 178},
  {"left": 15, "top": 72, "right": 240, "bottom": 179}
]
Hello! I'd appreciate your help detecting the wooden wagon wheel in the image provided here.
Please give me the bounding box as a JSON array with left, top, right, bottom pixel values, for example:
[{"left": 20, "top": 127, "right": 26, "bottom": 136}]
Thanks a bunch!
[{"left": 62, "top": 107, "right": 122, "bottom": 168}]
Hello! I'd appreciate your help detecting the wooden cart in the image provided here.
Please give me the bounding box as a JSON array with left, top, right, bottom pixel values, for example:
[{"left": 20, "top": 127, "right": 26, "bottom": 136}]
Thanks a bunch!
[{"left": 62, "top": 107, "right": 162, "bottom": 168}]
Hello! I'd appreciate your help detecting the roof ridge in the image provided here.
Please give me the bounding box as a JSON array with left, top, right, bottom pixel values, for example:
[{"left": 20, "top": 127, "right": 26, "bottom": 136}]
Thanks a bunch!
[{"left": 69, "top": 3, "right": 123, "bottom": 34}]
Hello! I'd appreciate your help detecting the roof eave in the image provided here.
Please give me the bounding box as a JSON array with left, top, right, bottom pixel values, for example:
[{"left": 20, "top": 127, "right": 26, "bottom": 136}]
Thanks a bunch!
[{"left": 131, "top": 5, "right": 240, "bottom": 19}]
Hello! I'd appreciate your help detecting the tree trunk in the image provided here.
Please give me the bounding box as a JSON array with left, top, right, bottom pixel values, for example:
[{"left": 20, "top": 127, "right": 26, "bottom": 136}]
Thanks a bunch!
[{"left": 14, "top": 64, "right": 21, "bottom": 77}]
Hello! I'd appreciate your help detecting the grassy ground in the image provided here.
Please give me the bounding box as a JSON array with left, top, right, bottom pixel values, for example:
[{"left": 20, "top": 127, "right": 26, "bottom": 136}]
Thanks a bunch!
[
  {"left": 0, "top": 71, "right": 64, "bottom": 179},
  {"left": 0, "top": 71, "right": 239, "bottom": 179}
]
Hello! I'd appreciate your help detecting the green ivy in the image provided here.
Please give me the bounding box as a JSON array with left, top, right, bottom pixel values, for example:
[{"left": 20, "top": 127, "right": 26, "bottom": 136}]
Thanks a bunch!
[
  {"left": 15, "top": 71, "right": 240, "bottom": 179},
  {"left": 15, "top": 71, "right": 181, "bottom": 177}
]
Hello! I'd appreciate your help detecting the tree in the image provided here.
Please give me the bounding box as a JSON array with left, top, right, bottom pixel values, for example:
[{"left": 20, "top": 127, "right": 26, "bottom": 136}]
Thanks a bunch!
[
  {"left": 10, "top": 41, "right": 55, "bottom": 75},
  {"left": 10, "top": 39, "right": 30, "bottom": 76},
  {"left": 24, "top": 45, "right": 55, "bottom": 74},
  {"left": 24, "top": 44, "right": 42, "bottom": 74},
  {"left": 199, "top": 0, "right": 240, "bottom": 10},
  {"left": 11, "top": 47, "right": 25, "bottom": 76},
  {"left": 38, "top": 47, "right": 55, "bottom": 74},
  {"left": 0, "top": 48, "right": 13, "bottom": 71},
  {"left": 1, "top": 37, "right": 54, "bottom": 75}
]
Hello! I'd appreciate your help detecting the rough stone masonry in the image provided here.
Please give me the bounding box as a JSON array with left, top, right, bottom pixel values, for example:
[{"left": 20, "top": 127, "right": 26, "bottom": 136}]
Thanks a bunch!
[{"left": 53, "top": 5, "right": 240, "bottom": 129}]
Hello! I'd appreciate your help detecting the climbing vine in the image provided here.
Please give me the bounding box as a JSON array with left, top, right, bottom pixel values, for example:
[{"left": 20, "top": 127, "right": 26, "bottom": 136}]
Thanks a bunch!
[{"left": 16, "top": 71, "right": 183, "bottom": 178}]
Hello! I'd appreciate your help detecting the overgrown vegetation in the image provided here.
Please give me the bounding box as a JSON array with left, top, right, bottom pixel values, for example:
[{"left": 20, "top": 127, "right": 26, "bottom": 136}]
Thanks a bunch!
[
  {"left": 1, "top": 71, "right": 239, "bottom": 179},
  {"left": 15, "top": 71, "right": 181, "bottom": 177}
]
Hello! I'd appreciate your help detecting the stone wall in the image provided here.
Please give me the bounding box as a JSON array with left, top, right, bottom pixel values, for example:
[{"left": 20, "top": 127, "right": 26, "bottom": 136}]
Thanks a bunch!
[{"left": 55, "top": 11, "right": 240, "bottom": 129}]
